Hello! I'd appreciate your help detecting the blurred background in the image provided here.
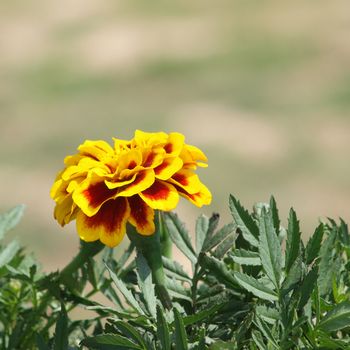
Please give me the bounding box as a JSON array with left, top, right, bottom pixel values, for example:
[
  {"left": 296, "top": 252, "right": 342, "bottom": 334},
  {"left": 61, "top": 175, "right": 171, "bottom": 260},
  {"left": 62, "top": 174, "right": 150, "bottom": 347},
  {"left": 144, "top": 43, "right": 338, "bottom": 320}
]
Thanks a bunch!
[{"left": 1, "top": 0, "right": 350, "bottom": 271}]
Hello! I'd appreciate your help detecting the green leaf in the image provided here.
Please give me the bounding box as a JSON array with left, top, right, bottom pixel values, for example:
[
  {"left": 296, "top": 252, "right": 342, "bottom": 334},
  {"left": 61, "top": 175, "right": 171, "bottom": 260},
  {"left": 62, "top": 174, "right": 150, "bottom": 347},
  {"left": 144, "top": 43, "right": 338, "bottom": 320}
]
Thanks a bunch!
[
  {"left": 205, "top": 213, "right": 220, "bottom": 244},
  {"left": 196, "top": 284, "right": 225, "bottom": 304},
  {"left": 233, "top": 310, "right": 254, "bottom": 345},
  {"left": 0, "top": 240, "right": 20, "bottom": 268},
  {"left": 285, "top": 208, "right": 301, "bottom": 273},
  {"left": 81, "top": 334, "right": 142, "bottom": 349},
  {"left": 88, "top": 307, "right": 149, "bottom": 327},
  {"left": 291, "top": 316, "right": 308, "bottom": 332},
  {"left": 259, "top": 208, "right": 282, "bottom": 289},
  {"left": 316, "top": 330, "right": 349, "bottom": 350},
  {"left": 114, "top": 321, "right": 147, "bottom": 349},
  {"left": 36, "top": 334, "right": 50, "bottom": 350},
  {"left": 196, "top": 328, "right": 206, "bottom": 350},
  {"left": 313, "top": 285, "right": 321, "bottom": 324},
  {"left": 165, "top": 212, "right": 197, "bottom": 264},
  {"left": 339, "top": 219, "right": 350, "bottom": 246},
  {"left": 212, "top": 231, "right": 236, "bottom": 259},
  {"left": 251, "top": 330, "right": 266, "bottom": 350},
  {"left": 53, "top": 303, "right": 68, "bottom": 350},
  {"left": 209, "top": 341, "right": 235, "bottom": 349},
  {"left": 196, "top": 214, "right": 209, "bottom": 253},
  {"left": 162, "top": 256, "right": 191, "bottom": 283},
  {"left": 298, "top": 266, "right": 318, "bottom": 309},
  {"left": 256, "top": 305, "right": 279, "bottom": 324},
  {"left": 318, "top": 227, "right": 338, "bottom": 296},
  {"left": 106, "top": 264, "right": 144, "bottom": 315},
  {"left": 87, "top": 305, "right": 124, "bottom": 317},
  {"left": 183, "top": 302, "right": 224, "bottom": 326},
  {"left": 0, "top": 205, "right": 25, "bottom": 240},
  {"left": 174, "top": 308, "right": 188, "bottom": 350},
  {"left": 86, "top": 257, "right": 98, "bottom": 289},
  {"left": 282, "top": 255, "right": 302, "bottom": 295},
  {"left": 200, "top": 254, "right": 236, "bottom": 289},
  {"left": 254, "top": 316, "right": 279, "bottom": 349},
  {"left": 165, "top": 278, "right": 192, "bottom": 302},
  {"left": 318, "top": 301, "right": 350, "bottom": 332},
  {"left": 99, "top": 281, "right": 123, "bottom": 309},
  {"left": 136, "top": 252, "right": 156, "bottom": 318},
  {"left": 202, "top": 223, "right": 236, "bottom": 252},
  {"left": 117, "top": 242, "right": 135, "bottom": 273},
  {"left": 230, "top": 249, "right": 261, "bottom": 266},
  {"left": 234, "top": 272, "right": 278, "bottom": 301},
  {"left": 156, "top": 305, "right": 171, "bottom": 350},
  {"left": 229, "top": 195, "right": 259, "bottom": 247},
  {"left": 305, "top": 223, "right": 324, "bottom": 264},
  {"left": 269, "top": 196, "right": 280, "bottom": 236},
  {"left": 7, "top": 319, "right": 24, "bottom": 348}
]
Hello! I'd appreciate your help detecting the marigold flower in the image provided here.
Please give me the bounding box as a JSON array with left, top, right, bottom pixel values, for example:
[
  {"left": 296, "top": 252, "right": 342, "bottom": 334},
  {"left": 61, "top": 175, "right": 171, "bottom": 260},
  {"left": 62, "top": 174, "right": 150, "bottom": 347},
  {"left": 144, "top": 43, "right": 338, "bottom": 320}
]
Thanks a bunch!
[{"left": 51, "top": 130, "right": 211, "bottom": 247}]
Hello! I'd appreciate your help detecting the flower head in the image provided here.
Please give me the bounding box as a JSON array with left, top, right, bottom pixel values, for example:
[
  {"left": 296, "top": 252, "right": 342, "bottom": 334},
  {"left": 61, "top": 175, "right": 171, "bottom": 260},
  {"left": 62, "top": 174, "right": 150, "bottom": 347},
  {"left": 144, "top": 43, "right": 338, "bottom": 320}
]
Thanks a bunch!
[{"left": 51, "top": 130, "right": 211, "bottom": 247}]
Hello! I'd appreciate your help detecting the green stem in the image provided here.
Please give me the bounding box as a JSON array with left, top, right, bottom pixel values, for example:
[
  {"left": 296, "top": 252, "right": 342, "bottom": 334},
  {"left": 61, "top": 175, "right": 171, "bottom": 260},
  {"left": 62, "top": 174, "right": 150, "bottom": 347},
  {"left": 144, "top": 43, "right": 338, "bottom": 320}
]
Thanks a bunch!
[
  {"left": 59, "top": 240, "right": 105, "bottom": 286},
  {"left": 159, "top": 211, "right": 172, "bottom": 258},
  {"left": 127, "top": 214, "right": 172, "bottom": 309}
]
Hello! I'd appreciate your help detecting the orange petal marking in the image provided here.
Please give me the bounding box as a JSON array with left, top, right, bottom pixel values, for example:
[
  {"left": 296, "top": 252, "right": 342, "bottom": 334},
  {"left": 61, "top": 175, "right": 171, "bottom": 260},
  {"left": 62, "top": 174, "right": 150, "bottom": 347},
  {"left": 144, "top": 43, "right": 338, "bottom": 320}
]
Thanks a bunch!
[
  {"left": 116, "top": 149, "right": 142, "bottom": 173},
  {"left": 163, "top": 132, "right": 185, "bottom": 156},
  {"left": 170, "top": 169, "right": 202, "bottom": 194},
  {"left": 83, "top": 182, "right": 118, "bottom": 209},
  {"left": 128, "top": 195, "right": 155, "bottom": 235},
  {"left": 140, "top": 180, "right": 179, "bottom": 211},
  {"left": 76, "top": 198, "right": 130, "bottom": 247},
  {"left": 73, "top": 175, "right": 119, "bottom": 217},
  {"left": 176, "top": 184, "right": 212, "bottom": 207},
  {"left": 142, "top": 149, "right": 164, "bottom": 168}
]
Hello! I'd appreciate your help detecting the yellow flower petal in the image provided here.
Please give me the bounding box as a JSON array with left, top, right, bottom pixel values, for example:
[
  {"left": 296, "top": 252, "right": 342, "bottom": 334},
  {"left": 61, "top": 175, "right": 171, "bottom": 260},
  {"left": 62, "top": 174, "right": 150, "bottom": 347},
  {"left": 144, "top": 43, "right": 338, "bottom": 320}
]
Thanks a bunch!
[
  {"left": 78, "top": 157, "right": 111, "bottom": 171},
  {"left": 163, "top": 132, "right": 185, "bottom": 156},
  {"left": 64, "top": 154, "right": 83, "bottom": 166},
  {"left": 154, "top": 157, "right": 183, "bottom": 180},
  {"left": 117, "top": 170, "right": 155, "bottom": 197},
  {"left": 116, "top": 149, "right": 142, "bottom": 173},
  {"left": 72, "top": 173, "right": 118, "bottom": 217},
  {"left": 104, "top": 175, "right": 136, "bottom": 190},
  {"left": 119, "top": 165, "right": 147, "bottom": 180},
  {"left": 134, "top": 130, "right": 168, "bottom": 147},
  {"left": 54, "top": 195, "right": 77, "bottom": 226},
  {"left": 76, "top": 198, "right": 130, "bottom": 247},
  {"left": 140, "top": 180, "right": 179, "bottom": 211},
  {"left": 169, "top": 169, "right": 203, "bottom": 194},
  {"left": 128, "top": 195, "right": 155, "bottom": 235},
  {"left": 177, "top": 183, "right": 212, "bottom": 207},
  {"left": 76, "top": 210, "right": 99, "bottom": 242},
  {"left": 142, "top": 148, "right": 165, "bottom": 168},
  {"left": 113, "top": 137, "right": 132, "bottom": 153},
  {"left": 78, "top": 140, "right": 114, "bottom": 161},
  {"left": 185, "top": 144, "right": 208, "bottom": 162},
  {"left": 66, "top": 176, "right": 84, "bottom": 193},
  {"left": 62, "top": 158, "right": 110, "bottom": 183},
  {"left": 180, "top": 144, "right": 208, "bottom": 168},
  {"left": 61, "top": 166, "right": 82, "bottom": 181},
  {"left": 50, "top": 178, "right": 67, "bottom": 202}
]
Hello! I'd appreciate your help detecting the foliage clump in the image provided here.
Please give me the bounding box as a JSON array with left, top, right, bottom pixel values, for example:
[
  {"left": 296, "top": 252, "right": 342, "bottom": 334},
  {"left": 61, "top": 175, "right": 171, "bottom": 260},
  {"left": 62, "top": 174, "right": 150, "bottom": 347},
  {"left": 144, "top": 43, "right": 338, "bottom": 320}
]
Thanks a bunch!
[{"left": 1, "top": 195, "right": 350, "bottom": 349}]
